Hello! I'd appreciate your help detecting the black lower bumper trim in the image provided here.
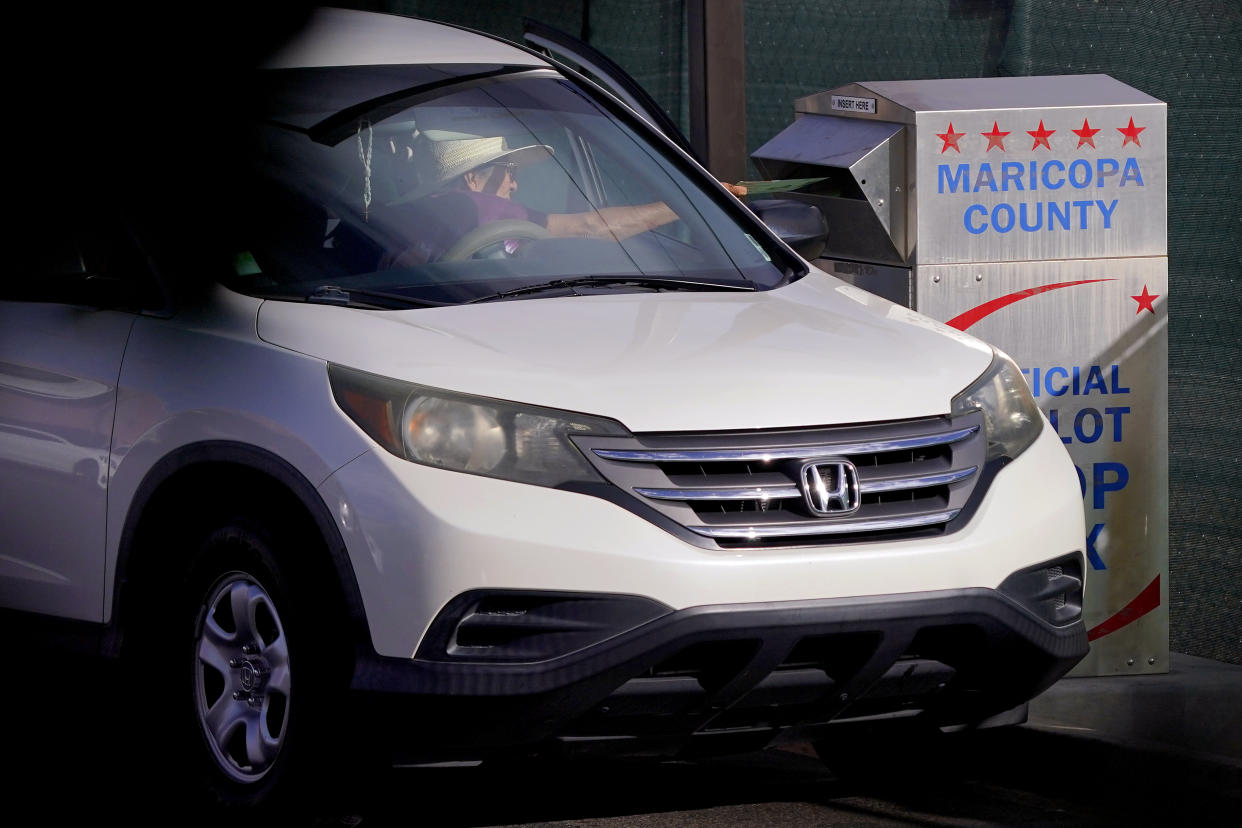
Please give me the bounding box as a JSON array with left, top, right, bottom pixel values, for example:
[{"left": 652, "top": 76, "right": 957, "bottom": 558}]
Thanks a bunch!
[{"left": 352, "top": 586, "right": 1087, "bottom": 761}]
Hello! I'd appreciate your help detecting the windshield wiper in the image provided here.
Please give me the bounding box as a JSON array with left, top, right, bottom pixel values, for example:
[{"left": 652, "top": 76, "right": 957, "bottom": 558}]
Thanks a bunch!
[
  {"left": 466, "top": 275, "right": 755, "bottom": 304},
  {"left": 304, "top": 285, "right": 454, "bottom": 309}
]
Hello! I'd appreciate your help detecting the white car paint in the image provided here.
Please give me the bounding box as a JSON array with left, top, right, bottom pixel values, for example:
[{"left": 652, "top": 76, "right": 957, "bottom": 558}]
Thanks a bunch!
[
  {"left": 257, "top": 266, "right": 993, "bottom": 433},
  {"left": 100, "top": 286, "right": 374, "bottom": 619},
  {"left": 0, "top": 304, "right": 133, "bottom": 620},
  {"left": 0, "top": 7, "right": 1093, "bottom": 811},
  {"left": 324, "top": 420, "right": 1082, "bottom": 658},
  {"left": 0, "top": 6, "right": 1086, "bottom": 760}
]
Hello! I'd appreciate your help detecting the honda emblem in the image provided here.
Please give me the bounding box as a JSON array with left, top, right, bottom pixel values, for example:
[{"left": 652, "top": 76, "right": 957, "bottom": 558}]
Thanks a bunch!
[{"left": 800, "top": 460, "right": 861, "bottom": 516}]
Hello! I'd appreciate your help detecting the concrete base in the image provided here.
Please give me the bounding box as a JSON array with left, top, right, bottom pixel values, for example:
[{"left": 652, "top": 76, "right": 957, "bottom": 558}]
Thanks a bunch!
[{"left": 1028, "top": 652, "right": 1242, "bottom": 765}]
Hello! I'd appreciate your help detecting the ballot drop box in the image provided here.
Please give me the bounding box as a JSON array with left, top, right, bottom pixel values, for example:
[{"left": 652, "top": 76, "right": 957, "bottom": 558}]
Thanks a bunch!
[{"left": 753, "top": 75, "right": 1168, "bottom": 676}]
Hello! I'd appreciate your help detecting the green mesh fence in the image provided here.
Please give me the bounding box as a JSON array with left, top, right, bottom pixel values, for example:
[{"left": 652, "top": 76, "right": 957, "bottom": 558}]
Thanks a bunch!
[
  {"left": 587, "top": 1, "right": 689, "bottom": 136},
  {"left": 745, "top": 0, "right": 1014, "bottom": 176},
  {"left": 352, "top": 0, "right": 1240, "bottom": 663},
  {"left": 375, "top": 0, "right": 584, "bottom": 44}
]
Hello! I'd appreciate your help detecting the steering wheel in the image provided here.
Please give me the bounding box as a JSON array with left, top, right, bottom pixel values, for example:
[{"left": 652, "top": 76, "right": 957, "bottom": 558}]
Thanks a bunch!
[{"left": 440, "top": 219, "right": 551, "bottom": 262}]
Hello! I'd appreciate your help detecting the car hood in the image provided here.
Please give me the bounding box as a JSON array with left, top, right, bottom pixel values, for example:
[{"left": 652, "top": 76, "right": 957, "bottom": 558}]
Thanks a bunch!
[{"left": 256, "top": 270, "right": 994, "bottom": 432}]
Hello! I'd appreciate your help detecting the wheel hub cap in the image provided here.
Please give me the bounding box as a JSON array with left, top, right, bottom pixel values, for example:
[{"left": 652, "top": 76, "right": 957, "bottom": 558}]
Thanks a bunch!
[{"left": 194, "top": 571, "right": 292, "bottom": 783}]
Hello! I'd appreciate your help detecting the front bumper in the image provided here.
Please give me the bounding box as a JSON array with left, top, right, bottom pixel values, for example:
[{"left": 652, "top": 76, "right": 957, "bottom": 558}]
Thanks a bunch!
[
  {"left": 352, "top": 573, "right": 1087, "bottom": 762},
  {"left": 321, "top": 421, "right": 1086, "bottom": 661}
]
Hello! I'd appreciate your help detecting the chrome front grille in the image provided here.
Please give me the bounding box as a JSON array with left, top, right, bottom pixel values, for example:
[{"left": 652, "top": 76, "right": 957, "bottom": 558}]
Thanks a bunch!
[{"left": 574, "top": 413, "right": 987, "bottom": 546}]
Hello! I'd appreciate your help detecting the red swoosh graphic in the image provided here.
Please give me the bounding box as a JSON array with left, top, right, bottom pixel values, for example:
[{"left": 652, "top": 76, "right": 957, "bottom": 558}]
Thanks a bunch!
[
  {"left": 946, "top": 279, "right": 1116, "bottom": 331},
  {"left": 1087, "top": 574, "right": 1161, "bottom": 642}
]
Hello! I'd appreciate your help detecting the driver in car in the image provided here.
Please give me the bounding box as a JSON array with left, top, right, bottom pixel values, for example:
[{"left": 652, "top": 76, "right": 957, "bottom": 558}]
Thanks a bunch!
[{"left": 381, "top": 130, "right": 718, "bottom": 267}]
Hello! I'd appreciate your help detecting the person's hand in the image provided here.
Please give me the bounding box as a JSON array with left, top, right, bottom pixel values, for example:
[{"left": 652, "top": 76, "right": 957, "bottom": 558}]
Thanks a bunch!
[{"left": 721, "top": 182, "right": 748, "bottom": 197}]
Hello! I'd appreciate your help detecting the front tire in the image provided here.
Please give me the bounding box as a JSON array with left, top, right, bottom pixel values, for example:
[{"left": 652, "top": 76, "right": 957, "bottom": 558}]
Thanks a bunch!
[
  {"left": 193, "top": 567, "right": 293, "bottom": 790},
  {"left": 143, "top": 511, "right": 354, "bottom": 818}
]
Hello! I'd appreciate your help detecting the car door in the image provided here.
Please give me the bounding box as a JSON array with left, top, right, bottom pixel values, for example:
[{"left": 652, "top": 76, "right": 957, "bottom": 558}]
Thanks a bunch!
[
  {"left": 0, "top": 219, "right": 154, "bottom": 622},
  {"left": 524, "top": 20, "right": 830, "bottom": 262},
  {"left": 521, "top": 18, "right": 700, "bottom": 161}
]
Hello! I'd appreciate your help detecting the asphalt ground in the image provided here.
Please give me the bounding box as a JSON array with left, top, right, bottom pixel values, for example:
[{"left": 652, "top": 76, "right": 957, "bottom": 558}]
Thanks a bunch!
[{"left": 5, "top": 653, "right": 1239, "bottom": 826}]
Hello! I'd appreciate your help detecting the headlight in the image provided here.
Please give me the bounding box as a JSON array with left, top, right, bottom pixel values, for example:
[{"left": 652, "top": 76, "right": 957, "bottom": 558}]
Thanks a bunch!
[
  {"left": 328, "top": 364, "right": 628, "bottom": 486},
  {"left": 950, "top": 349, "right": 1042, "bottom": 462}
]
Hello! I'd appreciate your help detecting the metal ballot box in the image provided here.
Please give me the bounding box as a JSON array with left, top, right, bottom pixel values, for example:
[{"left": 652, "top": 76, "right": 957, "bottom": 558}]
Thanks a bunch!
[{"left": 753, "top": 76, "right": 1168, "bottom": 676}]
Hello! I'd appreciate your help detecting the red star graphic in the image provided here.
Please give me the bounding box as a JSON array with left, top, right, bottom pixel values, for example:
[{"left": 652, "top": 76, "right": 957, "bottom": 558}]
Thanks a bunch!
[
  {"left": 982, "top": 121, "right": 1010, "bottom": 152},
  {"left": 1131, "top": 285, "right": 1158, "bottom": 314},
  {"left": 1118, "top": 117, "right": 1145, "bottom": 147},
  {"left": 1027, "top": 119, "right": 1055, "bottom": 150},
  {"left": 937, "top": 122, "right": 966, "bottom": 153},
  {"left": 1072, "top": 118, "right": 1101, "bottom": 149}
]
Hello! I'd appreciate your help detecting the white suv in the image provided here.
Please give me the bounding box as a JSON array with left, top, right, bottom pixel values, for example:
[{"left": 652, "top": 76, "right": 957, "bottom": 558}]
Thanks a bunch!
[{"left": 0, "top": 7, "right": 1086, "bottom": 815}]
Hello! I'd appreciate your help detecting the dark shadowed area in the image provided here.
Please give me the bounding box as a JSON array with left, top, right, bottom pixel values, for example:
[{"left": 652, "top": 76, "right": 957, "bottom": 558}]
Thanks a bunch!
[{"left": 12, "top": 2, "right": 319, "bottom": 298}]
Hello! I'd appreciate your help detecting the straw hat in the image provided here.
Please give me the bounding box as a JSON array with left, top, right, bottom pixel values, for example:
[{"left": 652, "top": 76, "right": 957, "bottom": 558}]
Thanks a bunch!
[{"left": 400, "top": 129, "right": 553, "bottom": 202}]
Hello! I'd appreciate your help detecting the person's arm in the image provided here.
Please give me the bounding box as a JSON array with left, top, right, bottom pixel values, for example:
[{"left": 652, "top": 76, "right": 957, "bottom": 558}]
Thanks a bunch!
[
  {"left": 545, "top": 201, "right": 679, "bottom": 241},
  {"left": 544, "top": 180, "right": 743, "bottom": 241}
]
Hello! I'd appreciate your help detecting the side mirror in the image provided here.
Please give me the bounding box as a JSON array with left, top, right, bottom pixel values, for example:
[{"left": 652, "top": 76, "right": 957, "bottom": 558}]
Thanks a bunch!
[{"left": 749, "top": 199, "right": 829, "bottom": 261}]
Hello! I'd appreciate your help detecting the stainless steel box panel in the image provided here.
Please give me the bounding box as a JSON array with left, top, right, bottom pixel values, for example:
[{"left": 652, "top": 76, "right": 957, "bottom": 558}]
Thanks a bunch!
[
  {"left": 917, "top": 258, "right": 1169, "bottom": 675},
  {"left": 751, "top": 115, "right": 908, "bottom": 264},
  {"left": 914, "top": 102, "right": 1167, "bottom": 264},
  {"left": 792, "top": 75, "right": 1167, "bottom": 267},
  {"left": 800, "top": 75, "right": 1161, "bottom": 120}
]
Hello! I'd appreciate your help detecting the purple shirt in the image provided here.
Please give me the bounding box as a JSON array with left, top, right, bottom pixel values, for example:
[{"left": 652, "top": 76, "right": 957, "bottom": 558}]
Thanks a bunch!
[{"left": 460, "top": 190, "right": 548, "bottom": 228}]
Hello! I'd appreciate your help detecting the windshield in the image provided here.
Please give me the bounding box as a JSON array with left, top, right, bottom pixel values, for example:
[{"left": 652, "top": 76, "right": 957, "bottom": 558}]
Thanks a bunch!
[{"left": 231, "top": 66, "right": 793, "bottom": 306}]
